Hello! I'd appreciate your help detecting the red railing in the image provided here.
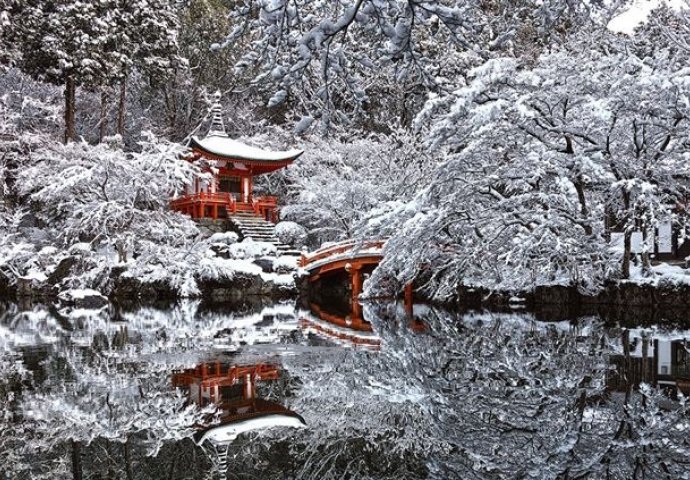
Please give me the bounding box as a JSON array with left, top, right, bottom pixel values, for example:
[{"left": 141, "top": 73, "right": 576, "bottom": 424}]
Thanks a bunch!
[
  {"left": 171, "top": 193, "right": 280, "bottom": 220},
  {"left": 300, "top": 240, "right": 385, "bottom": 268},
  {"left": 172, "top": 363, "right": 280, "bottom": 388},
  {"left": 252, "top": 196, "right": 279, "bottom": 222},
  {"left": 171, "top": 192, "right": 237, "bottom": 212}
]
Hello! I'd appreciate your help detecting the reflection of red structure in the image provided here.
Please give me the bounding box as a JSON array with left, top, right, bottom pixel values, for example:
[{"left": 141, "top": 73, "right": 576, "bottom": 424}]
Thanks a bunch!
[
  {"left": 172, "top": 362, "right": 305, "bottom": 449},
  {"left": 301, "top": 303, "right": 381, "bottom": 348},
  {"left": 300, "top": 303, "right": 427, "bottom": 348},
  {"left": 172, "top": 362, "right": 279, "bottom": 406}
]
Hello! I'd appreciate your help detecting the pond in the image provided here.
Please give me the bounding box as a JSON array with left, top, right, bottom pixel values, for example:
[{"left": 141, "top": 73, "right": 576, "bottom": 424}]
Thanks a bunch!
[{"left": 1, "top": 299, "right": 689, "bottom": 479}]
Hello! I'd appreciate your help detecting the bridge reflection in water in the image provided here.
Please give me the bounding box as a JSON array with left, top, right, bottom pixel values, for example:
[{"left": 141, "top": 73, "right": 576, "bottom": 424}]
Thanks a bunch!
[
  {"left": 172, "top": 362, "right": 305, "bottom": 471},
  {"left": 299, "top": 301, "right": 427, "bottom": 349}
]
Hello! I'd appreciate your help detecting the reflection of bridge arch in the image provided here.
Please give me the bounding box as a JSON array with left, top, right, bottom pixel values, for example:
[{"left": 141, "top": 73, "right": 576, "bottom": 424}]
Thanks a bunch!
[
  {"left": 300, "top": 302, "right": 428, "bottom": 348},
  {"left": 300, "top": 303, "right": 381, "bottom": 348}
]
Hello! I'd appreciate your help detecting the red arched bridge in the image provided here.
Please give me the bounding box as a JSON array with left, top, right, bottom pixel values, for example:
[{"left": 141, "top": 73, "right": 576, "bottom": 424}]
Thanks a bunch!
[
  {"left": 299, "top": 240, "right": 384, "bottom": 297},
  {"left": 299, "top": 240, "right": 413, "bottom": 305}
]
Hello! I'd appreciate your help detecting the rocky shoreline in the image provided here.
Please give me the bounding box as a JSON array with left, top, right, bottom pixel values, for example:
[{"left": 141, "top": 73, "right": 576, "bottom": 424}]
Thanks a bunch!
[
  {"left": 5, "top": 263, "right": 690, "bottom": 326},
  {"left": 0, "top": 266, "right": 307, "bottom": 309}
]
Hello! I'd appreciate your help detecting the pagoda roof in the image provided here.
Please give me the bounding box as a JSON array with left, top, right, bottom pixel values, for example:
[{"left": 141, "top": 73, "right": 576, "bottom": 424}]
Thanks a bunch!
[
  {"left": 195, "top": 399, "right": 306, "bottom": 445},
  {"left": 190, "top": 134, "right": 303, "bottom": 164}
]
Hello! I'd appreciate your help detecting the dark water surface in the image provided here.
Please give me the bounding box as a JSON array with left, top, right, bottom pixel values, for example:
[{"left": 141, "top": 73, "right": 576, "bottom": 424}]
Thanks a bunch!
[{"left": 1, "top": 300, "right": 690, "bottom": 479}]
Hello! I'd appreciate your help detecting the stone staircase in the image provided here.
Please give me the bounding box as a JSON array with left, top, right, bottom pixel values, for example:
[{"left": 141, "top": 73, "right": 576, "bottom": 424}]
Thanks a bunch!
[{"left": 228, "top": 212, "right": 300, "bottom": 256}]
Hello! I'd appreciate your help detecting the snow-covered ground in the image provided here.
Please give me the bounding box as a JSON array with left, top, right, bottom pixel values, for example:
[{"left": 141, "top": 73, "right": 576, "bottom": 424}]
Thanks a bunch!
[{"left": 624, "top": 262, "right": 690, "bottom": 286}]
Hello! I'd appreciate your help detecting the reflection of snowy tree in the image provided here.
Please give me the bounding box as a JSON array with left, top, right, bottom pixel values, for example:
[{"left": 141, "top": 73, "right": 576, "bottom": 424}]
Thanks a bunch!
[
  {"left": 0, "top": 351, "right": 35, "bottom": 477},
  {"left": 3, "top": 301, "right": 690, "bottom": 479},
  {"left": 21, "top": 348, "right": 210, "bottom": 478},
  {"left": 2, "top": 300, "right": 303, "bottom": 478},
  {"left": 224, "top": 303, "right": 690, "bottom": 480}
]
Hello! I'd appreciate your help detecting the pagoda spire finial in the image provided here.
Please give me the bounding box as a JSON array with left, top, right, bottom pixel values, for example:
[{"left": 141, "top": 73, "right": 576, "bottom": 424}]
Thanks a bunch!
[{"left": 208, "top": 90, "right": 227, "bottom": 137}]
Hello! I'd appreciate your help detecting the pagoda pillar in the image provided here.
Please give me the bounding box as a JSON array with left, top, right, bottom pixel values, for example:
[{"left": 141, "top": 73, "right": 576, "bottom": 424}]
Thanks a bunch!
[
  {"left": 243, "top": 177, "right": 250, "bottom": 203},
  {"left": 244, "top": 373, "right": 254, "bottom": 400}
]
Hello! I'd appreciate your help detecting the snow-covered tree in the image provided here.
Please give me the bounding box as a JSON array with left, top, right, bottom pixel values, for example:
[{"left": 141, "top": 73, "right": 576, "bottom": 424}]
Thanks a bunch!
[
  {"left": 279, "top": 129, "right": 433, "bottom": 247},
  {"left": 369, "top": 29, "right": 690, "bottom": 298},
  {"left": 114, "top": 0, "right": 185, "bottom": 139},
  {"left": 223, "top": 0, "right": 602, "bottom": 131},
  {"left": 16, "top": 135, "right": 205, "bottom": 263},
  {"left": 9, "top": 1, "right": 121, "bottom": 142},
  {"left": 8, "top": 0, "right": 183, "bottom": 143},
  {"left": 0, "top": 0, "right": 20, "bottom": 69}
]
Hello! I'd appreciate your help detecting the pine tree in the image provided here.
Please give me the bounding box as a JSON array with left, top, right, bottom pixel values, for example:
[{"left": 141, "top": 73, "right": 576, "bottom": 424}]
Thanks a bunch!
[
  {"left": 10, "top": 0, "right": 182, "bottom": 144},
  {"left": 115, "top": 0, "right": 185, "bottom": 138},
  {"left": 12, "top": 1, "right": 125, "bottom": 143},
  {"left": 0, "top": 0, "right": 21, "bottom": 69}
]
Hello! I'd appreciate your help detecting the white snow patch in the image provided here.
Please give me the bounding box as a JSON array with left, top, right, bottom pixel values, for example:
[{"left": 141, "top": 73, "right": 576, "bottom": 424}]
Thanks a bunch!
[
  {"left": 608, "top": 0, "right": 685, "bottom": 35},
  {"left": 59, "top": 288, "right": 104, "bottom": 300},
  {"left": 193, "top": 134, "right": 302, "bottom": 161},
  {"left": 208, "top": 231, "right": 239, "bottom": 245}
]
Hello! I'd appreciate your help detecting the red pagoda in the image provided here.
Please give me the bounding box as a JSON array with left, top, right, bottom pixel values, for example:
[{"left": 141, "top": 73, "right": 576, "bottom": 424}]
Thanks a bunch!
[{"left": 171, "top": 94, "right": 303, "bottom": 223}]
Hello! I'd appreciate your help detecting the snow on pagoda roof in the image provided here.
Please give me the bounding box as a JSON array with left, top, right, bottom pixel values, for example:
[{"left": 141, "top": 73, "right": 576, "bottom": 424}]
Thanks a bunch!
[
  {"left": 190, "top": 133, "right": 303, "bottom": 163},
  {"left": 198, "top": 413, "right": 307, "bottom": 445}
]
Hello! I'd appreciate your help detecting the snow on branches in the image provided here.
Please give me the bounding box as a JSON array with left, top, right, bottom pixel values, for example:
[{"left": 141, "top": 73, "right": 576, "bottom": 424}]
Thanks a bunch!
[
  {"left": 369, "top": 30, "right": 690, "bottom": 297},
  {"left": 223, "top": 0, "right": 600, "bottom": 131},
  {"left": 17, "top": 135, "right": 204, "bottom": 263}
]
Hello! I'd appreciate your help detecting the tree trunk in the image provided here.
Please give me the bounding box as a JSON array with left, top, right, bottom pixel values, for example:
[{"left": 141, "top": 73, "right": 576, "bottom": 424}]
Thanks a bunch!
[
  {"left": 123, "top": 438, "right": 134, "bottom": 480},
  {"left": 573, "top": 178, "right": 592, "bottom": 235},
  {"left": 71, "top": 440, "right": 83, "bottom": 480},
  {"left": 622, "top": 228, "right": 632, "bottom": 279},
  {"left": 117, "top": 78, "right": 126, "bottom": 138},
  {"left": 622, "top": 329, "right": 632, "bottom": 404},
  {"left": 99, "top": 87, "right": 109, "bottom": 143},
  {"left": 621, "top": 190, "right": 632, "bottom": 279},
  {"left": 116, "top": 242, "right": 127, "bottom": 263},
  {"left": 640, "top": 223, "right": 652, "bottom": 277},
  {"left": 641, "top": 334, "right": 649, "bottom": 388},
  {"left": 64, "top": 76, "right": 76, "bottom": 143},
  {"left": 641, "top": 225, "right": 653, "bottom": 275}
]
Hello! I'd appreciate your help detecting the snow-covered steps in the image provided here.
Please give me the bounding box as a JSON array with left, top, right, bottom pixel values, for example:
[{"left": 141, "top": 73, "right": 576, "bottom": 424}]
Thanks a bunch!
[{"left": 228, "top": 213, "right": 294, "bottom": 253}]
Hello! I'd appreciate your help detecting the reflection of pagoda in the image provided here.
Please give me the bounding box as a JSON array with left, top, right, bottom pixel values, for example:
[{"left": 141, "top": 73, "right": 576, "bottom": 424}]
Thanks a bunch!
[
  {"left": 608, "top": 334, "right": 690, "bottom": 395},
  {"left": 172, "top": 362, "right": 305, "bottom": 470}
]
